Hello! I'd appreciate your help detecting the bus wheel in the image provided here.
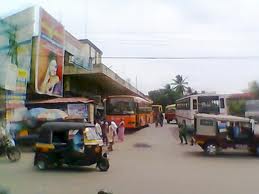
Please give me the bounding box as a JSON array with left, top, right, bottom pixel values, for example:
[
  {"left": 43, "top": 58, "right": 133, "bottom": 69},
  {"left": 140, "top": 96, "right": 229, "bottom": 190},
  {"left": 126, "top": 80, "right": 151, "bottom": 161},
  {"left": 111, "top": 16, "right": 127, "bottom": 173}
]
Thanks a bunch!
[
  {"left": 204, "top": 142, "right": 218, "bottom": 156},
  {"left": 167, "top": 120, "right": 170, "bottom": 124}
]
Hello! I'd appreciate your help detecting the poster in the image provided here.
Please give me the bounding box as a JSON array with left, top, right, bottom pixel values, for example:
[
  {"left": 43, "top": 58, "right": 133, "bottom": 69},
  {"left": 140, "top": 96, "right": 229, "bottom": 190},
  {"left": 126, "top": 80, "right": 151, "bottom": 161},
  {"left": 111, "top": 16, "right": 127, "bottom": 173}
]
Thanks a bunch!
[
  {"left": 35, "top": 8, "right": 64, "bottom": 97},
  {"left": 67, "top": 104, "right": 88, "bottom": 118}
]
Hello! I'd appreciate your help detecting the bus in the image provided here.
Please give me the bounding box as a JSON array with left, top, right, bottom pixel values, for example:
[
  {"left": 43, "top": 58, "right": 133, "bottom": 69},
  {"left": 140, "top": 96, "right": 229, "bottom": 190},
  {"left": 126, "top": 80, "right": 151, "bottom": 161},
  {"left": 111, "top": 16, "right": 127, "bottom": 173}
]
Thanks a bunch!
[
  {"left": 165, "top": 104, "right": 176, "bottom": 124},
  {"left": 105, "top": 95, "right": 153, "bottom": 129},
  {"left": 176, "top": 94, "right": 229, "bottom": 129}
]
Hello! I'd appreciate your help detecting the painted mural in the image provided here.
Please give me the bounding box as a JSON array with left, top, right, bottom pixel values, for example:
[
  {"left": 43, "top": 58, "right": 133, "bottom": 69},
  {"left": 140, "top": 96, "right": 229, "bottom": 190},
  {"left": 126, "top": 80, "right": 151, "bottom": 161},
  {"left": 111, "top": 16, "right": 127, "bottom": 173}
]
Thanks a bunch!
[
  {"left": 35, "top": 8, "right": 65, "bottom": 97},
  {"left": 0, "top": 7, "right": 34, "bottom": 123}
]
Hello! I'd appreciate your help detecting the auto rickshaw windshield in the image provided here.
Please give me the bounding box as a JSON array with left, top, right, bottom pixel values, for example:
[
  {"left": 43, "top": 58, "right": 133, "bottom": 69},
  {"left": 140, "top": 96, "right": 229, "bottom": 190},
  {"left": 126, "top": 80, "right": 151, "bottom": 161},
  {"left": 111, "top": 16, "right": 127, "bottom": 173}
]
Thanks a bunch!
[{"left": 84, "top": 127, "right": 102, "bottom": 140}]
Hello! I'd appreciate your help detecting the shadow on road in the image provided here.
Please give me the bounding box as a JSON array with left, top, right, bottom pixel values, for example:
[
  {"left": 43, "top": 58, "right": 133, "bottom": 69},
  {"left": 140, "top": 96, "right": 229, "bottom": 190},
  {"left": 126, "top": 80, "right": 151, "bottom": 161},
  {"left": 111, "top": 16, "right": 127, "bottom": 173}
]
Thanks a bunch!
[
  {"left": 33, "top": 166, "right": 99, "bottom": 173},
  {"left": 183, "top": 150, "right": 259, "bottom": 160}
]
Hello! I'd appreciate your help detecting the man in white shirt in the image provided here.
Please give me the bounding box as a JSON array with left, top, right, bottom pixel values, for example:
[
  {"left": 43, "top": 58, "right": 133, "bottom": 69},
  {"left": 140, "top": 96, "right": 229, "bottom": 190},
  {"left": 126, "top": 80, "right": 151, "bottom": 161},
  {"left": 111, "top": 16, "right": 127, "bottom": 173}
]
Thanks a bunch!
[{"left": 110, "top": 121, "right": 118, "bottom": 136}]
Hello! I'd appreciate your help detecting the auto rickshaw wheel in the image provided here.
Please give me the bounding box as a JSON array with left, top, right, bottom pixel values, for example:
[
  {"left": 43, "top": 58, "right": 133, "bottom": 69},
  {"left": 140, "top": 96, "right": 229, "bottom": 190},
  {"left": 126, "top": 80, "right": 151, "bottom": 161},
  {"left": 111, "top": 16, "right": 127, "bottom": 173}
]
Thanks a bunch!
[
  {"left": 204, "top": 142, "right": 217, "bottom": 156},
  {"left": 36, "top": 159, "right": 48, "bottom": 170},
  {"left": 97, "top": 157, "right": 110, "bottom": 172}
]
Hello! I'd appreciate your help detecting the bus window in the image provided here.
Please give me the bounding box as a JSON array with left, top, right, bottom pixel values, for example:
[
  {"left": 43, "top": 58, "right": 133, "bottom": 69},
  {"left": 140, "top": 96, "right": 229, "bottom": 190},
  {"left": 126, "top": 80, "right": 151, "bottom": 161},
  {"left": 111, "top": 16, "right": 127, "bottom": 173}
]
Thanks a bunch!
[
  {"left": 220, "top": 98, "right": 225, "bottom": 109},
  {"left": 106, "top": 98, "right": 136, "bottom": 115},
  {"left": 193, "top": 99, "right": 197, "bottom": 110},
  {"left": 198, "top": 96, "right": 220, "bottom": 114}
]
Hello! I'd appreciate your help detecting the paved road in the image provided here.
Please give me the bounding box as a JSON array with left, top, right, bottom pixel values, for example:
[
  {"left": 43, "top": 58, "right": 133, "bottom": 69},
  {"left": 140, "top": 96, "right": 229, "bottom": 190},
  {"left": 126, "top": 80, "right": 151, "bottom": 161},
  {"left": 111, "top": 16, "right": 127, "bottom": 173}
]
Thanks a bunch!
[{"left": 1, "top": 123, "right": 259, "bottom": 194}]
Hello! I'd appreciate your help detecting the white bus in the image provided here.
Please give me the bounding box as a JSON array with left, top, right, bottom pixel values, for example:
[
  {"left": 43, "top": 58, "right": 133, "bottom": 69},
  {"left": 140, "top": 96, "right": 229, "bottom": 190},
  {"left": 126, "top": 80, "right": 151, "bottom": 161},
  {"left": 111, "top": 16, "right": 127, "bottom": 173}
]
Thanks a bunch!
[{"left": 176, "top": 94, "right": 229, "bottom": 129}]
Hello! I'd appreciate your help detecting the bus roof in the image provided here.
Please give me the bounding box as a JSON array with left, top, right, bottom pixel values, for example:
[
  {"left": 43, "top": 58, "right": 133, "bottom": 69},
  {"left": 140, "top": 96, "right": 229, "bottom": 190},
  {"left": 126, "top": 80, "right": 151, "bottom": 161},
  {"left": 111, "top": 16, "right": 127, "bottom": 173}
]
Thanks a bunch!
[
  {"left": 106, "top": 95, "right": 152, "bottom": 104},
  {"left": 165, "top": 104, "right": 176, "bottom": 109},
  {"left": 176, "top": 93, "right": 230, "bottom": 102}
]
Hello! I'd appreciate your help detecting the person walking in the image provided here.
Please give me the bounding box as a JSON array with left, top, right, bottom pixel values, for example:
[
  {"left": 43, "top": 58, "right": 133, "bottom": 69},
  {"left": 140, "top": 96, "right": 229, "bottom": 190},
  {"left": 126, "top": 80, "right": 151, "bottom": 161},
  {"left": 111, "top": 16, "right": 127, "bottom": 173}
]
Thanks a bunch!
[
  {"left": 118, "top": 119, "right": 125, "bottom": 142},
  {"left": 101, "top": 121, "right": 109, "bottom": 146},
  {"left": 179, "top": 120, "right": 188, "bottom": 144},
  {"left": 159, "top": 112, "right": 164, "bottom": 127},
  {"left": 95, "top": 120, "right": 102, "bottom": 137},
  {"left": 155, "top": 112, "right": 159, "bottom": 127},
  {"left": 107, "top": 122, "right": 115, "bottom": 151}
]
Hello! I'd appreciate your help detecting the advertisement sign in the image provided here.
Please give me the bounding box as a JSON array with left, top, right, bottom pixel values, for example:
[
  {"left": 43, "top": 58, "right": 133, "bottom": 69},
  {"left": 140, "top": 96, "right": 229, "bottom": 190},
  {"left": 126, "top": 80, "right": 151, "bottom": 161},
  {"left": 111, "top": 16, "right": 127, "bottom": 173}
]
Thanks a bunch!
[
  {"left": 35, "top": 8, "right": 64, "bottom": 97},
  {"left": 67, "top": 104, "right": 88, "bottom": 118}
]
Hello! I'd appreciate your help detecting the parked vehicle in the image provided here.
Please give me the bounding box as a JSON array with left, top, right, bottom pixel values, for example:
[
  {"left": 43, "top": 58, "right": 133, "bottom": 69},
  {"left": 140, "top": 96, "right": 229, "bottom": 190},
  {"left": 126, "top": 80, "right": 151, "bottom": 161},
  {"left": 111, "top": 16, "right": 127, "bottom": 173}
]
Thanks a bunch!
[
  {"left": 0, "top": 135, "right": 21, "bottom": 162},
  {"left": 194, "top": 113, "right": 259, "bottom": 156},
  {"left": 165, "top": 104, "right": 176, "bottom": 123},
  {"left": 176, "top": 93, "right": 229, "bottom": 130},
  {"left": 34, "top": 122, "right": 109, "bottom": 171}
]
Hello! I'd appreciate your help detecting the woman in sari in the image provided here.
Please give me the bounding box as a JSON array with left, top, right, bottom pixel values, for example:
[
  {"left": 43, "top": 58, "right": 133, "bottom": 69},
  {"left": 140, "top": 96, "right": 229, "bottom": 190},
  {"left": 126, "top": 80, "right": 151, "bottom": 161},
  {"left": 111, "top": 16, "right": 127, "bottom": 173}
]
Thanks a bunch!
[{"left": 118, "top": 119, "right": 125, "bottom": 142}]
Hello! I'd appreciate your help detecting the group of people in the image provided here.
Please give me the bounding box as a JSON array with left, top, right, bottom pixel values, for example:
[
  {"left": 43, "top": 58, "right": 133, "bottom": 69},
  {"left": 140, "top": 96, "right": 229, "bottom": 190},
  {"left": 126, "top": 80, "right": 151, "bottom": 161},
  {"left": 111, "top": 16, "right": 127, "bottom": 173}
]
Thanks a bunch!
[{"left": 95, "top": 119, "right": 125, "bottom": 151}]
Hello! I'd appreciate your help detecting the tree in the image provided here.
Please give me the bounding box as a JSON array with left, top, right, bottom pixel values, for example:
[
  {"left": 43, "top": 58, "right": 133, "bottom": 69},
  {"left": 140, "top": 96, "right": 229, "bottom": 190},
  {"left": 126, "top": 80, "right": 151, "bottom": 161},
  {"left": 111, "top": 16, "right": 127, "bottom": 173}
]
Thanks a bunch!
[
  {"left": 171, "top": 75, "right": 188, "bottom": 96},
  {"left": 148, "top": 84, "right": 182, "bottom": 110}
]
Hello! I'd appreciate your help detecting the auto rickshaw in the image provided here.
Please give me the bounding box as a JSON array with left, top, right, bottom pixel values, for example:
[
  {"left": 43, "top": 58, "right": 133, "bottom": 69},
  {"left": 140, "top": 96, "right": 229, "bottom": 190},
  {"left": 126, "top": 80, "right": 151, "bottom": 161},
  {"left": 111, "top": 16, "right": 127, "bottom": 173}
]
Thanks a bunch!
[
  {"left": 34, "top": 122, "right": 109, "bottom": 171},
  {"left": 194, "top": 113, "right": 259, "bottom": 156}
]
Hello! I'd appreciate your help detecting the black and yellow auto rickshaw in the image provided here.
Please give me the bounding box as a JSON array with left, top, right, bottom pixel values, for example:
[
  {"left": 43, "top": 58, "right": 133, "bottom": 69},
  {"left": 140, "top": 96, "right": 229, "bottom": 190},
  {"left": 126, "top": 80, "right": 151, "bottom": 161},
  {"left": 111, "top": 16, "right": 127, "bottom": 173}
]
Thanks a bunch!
[{"left": 34, "top": 122, "right": 109, "bottom": 171}]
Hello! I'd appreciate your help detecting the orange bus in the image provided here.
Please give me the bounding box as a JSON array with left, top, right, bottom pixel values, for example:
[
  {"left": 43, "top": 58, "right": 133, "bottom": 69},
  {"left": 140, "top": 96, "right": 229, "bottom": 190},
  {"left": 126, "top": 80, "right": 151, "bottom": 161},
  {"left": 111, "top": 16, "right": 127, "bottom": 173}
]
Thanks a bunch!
[{"left": 105, "top": 95, "right": 153, "bottom": 129}]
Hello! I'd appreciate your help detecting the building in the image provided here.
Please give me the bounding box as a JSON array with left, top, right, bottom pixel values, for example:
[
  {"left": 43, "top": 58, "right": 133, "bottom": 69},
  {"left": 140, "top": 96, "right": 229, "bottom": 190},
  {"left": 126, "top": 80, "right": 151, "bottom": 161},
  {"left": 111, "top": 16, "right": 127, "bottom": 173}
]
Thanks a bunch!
[{"left": 0, "top": 7, "right": 145, "bottom": 130}]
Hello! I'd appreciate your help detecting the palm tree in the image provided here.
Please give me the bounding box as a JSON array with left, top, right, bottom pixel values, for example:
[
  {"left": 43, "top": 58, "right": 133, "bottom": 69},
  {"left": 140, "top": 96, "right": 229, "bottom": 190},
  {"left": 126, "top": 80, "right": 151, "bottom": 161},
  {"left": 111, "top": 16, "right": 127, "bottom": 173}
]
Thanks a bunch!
[{"left": 171, "top": 75, "right": 188, "bottom": 96}]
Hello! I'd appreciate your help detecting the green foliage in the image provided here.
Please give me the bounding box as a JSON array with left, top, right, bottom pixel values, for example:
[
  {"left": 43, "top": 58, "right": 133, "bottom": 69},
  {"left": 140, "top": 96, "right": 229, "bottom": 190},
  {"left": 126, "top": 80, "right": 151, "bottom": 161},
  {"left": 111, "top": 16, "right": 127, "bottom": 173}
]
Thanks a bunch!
[
  {"left": 148, "top": 84, "right": 182, "bottom": 110},
  {"left": 171, "top": 75, "right": 188, "bottom": 96},
  {"left": 228, "top": 99, "right": 246, "bottom": 117}
]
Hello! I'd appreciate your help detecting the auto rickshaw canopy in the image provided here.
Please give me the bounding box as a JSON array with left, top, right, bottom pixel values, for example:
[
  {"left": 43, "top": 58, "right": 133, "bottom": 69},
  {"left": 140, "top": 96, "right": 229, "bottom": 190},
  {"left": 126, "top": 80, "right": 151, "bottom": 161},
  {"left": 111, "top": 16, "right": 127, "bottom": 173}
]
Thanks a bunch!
[{"left": 195, "top": 114, "right": 250, "bottom": 123}]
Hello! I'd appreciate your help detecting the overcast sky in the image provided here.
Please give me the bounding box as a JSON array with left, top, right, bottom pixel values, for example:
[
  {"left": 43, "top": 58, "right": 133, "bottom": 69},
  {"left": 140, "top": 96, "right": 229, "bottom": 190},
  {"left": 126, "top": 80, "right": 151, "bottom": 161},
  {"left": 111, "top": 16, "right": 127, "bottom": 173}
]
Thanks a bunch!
[{"left": 1, "top": 0, "right": 259, "bottom": 94}]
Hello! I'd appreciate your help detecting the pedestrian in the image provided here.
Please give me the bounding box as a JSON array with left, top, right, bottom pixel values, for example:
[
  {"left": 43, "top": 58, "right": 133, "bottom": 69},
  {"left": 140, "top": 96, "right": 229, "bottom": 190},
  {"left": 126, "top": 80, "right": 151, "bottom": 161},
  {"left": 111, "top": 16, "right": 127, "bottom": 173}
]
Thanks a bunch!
[
  {"left": 118, "top": 119, "right": 125, "bottom": 142},
  {"left": 155, "top": 112, "right": 159, "bottom": 127},
  {"left": 95, "top": 120, "right": 102, "bottom": 137},
  {"left": 101, "top": 121, "right": 109, "bottom": 146},
  {"left": 179, "top": 120, "right": 188, "bottom": 144},
  {"left": 159, "top": 112, "right": 164, "bottom": 127},
  {"left": 107, "top": 122, "right": 115, "bottom": 151},
  {"left": 110, "top": 121, "right": 118, "bottom": 139}
]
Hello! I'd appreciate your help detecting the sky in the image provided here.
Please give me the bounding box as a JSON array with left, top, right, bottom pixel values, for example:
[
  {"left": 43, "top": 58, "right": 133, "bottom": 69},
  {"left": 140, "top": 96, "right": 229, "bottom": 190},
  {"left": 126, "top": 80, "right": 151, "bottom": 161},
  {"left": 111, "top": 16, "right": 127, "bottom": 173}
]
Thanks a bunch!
[{"left": 1, "top": 0, "right": 259, "bottom": 95}]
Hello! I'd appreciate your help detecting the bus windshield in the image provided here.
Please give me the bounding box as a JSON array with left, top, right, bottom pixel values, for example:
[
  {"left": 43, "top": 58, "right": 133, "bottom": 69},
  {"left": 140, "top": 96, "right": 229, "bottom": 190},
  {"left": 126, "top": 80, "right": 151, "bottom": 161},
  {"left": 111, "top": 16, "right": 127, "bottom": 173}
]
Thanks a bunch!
[
  {"left": 198, "top": 96, "right": 220, "bottom": 114},
  {"left": 106, "top": 98, "right": 136, "bottom": 115}
]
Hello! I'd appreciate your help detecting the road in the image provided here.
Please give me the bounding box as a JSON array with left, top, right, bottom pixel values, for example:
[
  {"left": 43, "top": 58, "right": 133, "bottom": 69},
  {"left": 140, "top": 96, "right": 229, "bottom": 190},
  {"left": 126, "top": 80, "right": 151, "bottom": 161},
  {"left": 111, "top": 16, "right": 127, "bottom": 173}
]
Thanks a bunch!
[{"left": 1, "top": 123, "right": 259, "bottom": 194}]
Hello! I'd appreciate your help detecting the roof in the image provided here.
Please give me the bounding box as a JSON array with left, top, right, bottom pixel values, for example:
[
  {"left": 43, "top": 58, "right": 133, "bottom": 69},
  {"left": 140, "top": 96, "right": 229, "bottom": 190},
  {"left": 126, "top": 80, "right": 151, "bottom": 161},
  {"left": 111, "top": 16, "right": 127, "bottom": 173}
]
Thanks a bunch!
[
  {"left": 27, "top": 97, "right": 94, "bottom": 104},
  {"left": 195, "top": 113, "right": 250, "bottom": 122},
  {"left": 176, "top": 93, "right": 229, "bottom": 102},
  {"left": 166, "top": 104, "right": 176, "bottom": 109},
  {"left": 79, "top": 39, "right": 103, "bottom": 55},
  {"left": 40, "top": 122, "right": 94, "bottom": 131},
  {"left": 106, "top": 95, "right": 152, "bottom": 103}
]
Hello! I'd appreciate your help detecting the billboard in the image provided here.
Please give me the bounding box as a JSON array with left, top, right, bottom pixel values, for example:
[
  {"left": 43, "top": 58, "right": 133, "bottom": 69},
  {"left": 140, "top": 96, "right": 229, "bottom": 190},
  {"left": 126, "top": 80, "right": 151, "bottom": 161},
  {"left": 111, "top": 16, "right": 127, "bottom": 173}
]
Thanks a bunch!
[
  {"left": 67, "top": 104, "right": 88, "bottom": 118},
  {"left": 35, "top": 8, "right": 64, "bottom": 97}
]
